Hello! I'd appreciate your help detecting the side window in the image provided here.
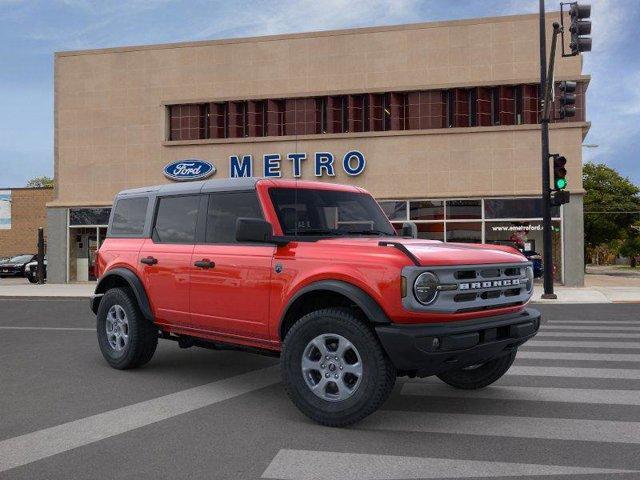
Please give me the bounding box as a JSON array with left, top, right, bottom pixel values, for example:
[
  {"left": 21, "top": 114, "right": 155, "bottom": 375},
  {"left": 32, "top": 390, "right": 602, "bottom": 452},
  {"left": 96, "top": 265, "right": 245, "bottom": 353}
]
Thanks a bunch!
[
  {"left": 110, "top": 197, "right": 148, "bottom": 236},
  {"left": 153, "top": 195, "right": 200, "bottom": 244},
  {"left": 205, "top": 191, "right": 263, "bottom": 244}
]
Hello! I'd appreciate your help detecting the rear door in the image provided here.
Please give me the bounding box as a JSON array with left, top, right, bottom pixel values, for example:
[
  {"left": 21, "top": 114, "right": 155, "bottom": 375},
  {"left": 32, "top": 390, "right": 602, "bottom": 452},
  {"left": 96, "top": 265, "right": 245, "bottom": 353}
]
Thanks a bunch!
[
  {"left": 139, "top": 194, "right": 203, "bottom": 327},
  {"left": 189, "top": 190, "right": 274, "bottom": 341}
]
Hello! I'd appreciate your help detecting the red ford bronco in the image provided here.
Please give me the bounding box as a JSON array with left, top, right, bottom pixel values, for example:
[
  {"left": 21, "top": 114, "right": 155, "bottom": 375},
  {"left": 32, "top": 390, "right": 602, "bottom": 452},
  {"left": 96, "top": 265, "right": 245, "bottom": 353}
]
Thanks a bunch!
[{"left": 91, "top": 178, "right": 539, "bottom": 426}]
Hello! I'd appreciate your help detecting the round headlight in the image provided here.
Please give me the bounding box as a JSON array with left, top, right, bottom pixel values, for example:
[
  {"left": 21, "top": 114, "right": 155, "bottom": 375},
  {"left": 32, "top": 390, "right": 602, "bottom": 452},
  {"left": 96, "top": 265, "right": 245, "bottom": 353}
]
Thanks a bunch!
[
  {"left": 525, "top": 266, "right": 534, "bottom": 293},
  {"left": 414, "top": 271, "right": 439, "bottom": 305}
]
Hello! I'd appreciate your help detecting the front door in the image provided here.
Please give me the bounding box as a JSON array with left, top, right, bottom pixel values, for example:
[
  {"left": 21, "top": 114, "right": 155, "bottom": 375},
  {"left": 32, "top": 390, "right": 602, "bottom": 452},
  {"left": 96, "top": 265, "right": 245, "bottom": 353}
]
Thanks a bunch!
[
  {"left": 139, "top": 194, "right": 202, "bottom": 326},
  {"left": 189, "top": 191, "right": 274, "bottom": 341}
]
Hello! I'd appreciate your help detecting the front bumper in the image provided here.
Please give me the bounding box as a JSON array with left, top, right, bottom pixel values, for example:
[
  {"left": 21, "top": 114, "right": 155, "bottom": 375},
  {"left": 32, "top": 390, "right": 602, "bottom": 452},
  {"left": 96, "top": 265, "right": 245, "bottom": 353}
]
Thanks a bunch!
[{"left": 375, "top": 308, "right": 540, "bottom": 377}]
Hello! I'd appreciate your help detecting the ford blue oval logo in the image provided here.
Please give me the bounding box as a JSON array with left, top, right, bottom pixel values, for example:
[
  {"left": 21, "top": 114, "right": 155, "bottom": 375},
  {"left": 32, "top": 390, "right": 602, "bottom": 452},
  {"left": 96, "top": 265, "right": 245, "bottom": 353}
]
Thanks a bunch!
[{"left": 163, "top": 160, "right": 216, "bottom": 181}]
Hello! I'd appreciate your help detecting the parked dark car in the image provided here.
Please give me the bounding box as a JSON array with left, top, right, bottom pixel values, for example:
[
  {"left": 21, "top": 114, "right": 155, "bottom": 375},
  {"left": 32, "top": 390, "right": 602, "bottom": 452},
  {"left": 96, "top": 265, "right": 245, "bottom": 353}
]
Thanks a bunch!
[
  {"left": 0, "top": 254, "right": 37, "bottom": 278},
  {"left": 522, "top": 250, "right": 543, "bottom": 278}
]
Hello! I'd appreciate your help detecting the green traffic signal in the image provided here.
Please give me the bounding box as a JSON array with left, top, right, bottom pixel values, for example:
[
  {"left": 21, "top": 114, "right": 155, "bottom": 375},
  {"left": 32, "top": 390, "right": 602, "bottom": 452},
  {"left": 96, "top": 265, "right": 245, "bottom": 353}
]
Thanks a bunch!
[{"left": 555, "top": 178, "right": 567, "bottom": 190}]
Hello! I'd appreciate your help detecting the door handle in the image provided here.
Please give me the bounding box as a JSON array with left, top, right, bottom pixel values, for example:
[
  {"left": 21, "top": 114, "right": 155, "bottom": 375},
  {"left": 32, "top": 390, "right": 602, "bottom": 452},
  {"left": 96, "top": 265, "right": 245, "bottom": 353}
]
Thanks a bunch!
[
  {"left": 140, "top": 256, "right": 158, "bottom": 266},
  {"left": 194, "top": 259, "right": 215, "bottom": 269}
]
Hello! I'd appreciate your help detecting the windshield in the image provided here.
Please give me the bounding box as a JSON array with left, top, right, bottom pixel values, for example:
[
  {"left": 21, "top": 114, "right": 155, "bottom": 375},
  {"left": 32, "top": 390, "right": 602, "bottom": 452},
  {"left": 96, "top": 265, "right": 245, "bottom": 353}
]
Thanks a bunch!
[
  {"left": 269, "top": 188, "right": 396, "bottom": 237},
  {"left": 9, "top": 255, "right": 33, "bottom": 263}
]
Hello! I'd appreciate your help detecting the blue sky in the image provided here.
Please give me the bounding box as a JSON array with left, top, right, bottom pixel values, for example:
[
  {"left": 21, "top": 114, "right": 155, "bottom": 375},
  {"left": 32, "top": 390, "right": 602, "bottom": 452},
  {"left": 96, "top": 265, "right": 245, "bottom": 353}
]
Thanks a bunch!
[{"left": 0, "top": 0, "right": 638, "bottom": 187}]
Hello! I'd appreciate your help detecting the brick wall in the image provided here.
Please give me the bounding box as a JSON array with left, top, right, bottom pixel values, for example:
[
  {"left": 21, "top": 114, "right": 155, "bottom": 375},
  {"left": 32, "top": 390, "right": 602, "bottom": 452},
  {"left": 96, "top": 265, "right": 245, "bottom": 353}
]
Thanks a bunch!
[{"left": 0, "top": 188, "right": 54, "bottom": 258}]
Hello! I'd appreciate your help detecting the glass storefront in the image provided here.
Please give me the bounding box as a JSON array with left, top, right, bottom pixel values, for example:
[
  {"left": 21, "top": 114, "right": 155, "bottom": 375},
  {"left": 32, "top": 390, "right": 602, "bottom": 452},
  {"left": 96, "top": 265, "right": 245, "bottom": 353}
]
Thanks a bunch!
[
  {"left": 67, "top": 208, "right": 111, "bottom": 282},
  {"left": 379, "top": 197, "right": 563, "bottom": 282}
]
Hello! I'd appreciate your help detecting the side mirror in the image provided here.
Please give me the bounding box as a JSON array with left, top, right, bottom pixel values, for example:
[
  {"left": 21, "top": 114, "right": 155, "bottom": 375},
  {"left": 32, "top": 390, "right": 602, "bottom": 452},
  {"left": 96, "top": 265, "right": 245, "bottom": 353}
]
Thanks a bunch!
[
  {"left": 236, "top": 218, "right": 288, "bottom": 246},
  {"left": 401, "top": 222, "right": 418, "bottom": 239}
]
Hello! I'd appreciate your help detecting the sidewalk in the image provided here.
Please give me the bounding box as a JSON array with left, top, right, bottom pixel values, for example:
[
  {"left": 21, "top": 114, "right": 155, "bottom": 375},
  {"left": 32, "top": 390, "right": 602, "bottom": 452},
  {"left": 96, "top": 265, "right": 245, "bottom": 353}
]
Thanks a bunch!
[
  {"left": 531, "top": 285, "right": 640, "bottom": 303},
  {"left": 0, "top": 280, "right": 95, "bottom": 298}
]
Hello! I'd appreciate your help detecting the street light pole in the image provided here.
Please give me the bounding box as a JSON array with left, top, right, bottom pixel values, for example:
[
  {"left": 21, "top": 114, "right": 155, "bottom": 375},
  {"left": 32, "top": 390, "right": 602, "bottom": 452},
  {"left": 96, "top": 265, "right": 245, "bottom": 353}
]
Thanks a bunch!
[{"left": 539, "top": 0, "right": 557, "bottom": 299}]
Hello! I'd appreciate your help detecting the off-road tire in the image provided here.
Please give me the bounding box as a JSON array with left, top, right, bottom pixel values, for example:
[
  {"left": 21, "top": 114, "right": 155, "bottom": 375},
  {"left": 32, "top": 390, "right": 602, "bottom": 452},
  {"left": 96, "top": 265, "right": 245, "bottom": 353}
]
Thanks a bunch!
[
  {"left": 281, "top": 307, "right": 396, "bottom": 427},
  {"left": 97, "top": 287, "right": 158, "bottom": 370},
  {"left": 436, "top": 350, "right": 517, "bottom": 389}
]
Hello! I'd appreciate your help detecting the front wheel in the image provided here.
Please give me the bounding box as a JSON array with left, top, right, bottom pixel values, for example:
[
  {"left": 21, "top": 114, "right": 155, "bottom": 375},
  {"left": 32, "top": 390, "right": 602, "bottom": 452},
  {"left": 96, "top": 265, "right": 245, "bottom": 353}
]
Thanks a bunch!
[
  {"left": 281, "top": 308, "right": 396, "bottom": 427},
  {"left": 27, "top": 274, "right": 37, "bottom": 283},
  {"left": 96, "top": 287, "right": 158, "bottom": 370},
  {"left": 436, "top": 350, "right": 517, "bottom": 390}
]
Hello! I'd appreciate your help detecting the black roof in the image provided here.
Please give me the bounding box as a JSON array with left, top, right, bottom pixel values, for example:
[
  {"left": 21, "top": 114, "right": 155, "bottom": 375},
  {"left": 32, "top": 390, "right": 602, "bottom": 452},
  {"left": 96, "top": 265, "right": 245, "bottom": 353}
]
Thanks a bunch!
[{"left": 116, "top": 177, "right": 260, "bottom": 198}]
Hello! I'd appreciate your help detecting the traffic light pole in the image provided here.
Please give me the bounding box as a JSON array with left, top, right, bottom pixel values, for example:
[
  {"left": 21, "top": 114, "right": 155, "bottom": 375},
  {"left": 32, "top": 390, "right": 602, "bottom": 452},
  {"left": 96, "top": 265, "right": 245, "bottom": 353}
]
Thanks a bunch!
[{"left": 539, "top": 0, "right": 557, "bottom": 299}]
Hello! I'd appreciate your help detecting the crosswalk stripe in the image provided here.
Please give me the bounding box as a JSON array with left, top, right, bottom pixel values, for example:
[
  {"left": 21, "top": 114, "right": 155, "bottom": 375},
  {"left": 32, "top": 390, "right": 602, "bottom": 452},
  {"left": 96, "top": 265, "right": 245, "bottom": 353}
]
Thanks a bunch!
[
  {"left": 518, "top": 351, "right": 640, "bottom": 361},
  {"left": 528, "top": 340, "right": 640, "bottom": 349},
  {"left": 540, "top": 324, "right": 640, "bottom": 333},
  {"left": 0, "top": 366, "right": 280, "bottom": 473},
  {"left": 507, "top": 365, "right": 640, "bottom": 379},
  {"left": 261, "top": 449, "right": 637, "bottom": 479},
  {"left": 364, "top": 410, "right": 640, "bottom": 444},
  {"left": 537, "top": 331, "right": 640, "bottom": 338},
  {"left": 401, "top": 383, "right": 640, "bottom": 405},
  {"left": 544, "top": 326, "right": 640, "bottom": 331},
  {"left": 548, "top": 320, "right": 639, "bottom": 325}
]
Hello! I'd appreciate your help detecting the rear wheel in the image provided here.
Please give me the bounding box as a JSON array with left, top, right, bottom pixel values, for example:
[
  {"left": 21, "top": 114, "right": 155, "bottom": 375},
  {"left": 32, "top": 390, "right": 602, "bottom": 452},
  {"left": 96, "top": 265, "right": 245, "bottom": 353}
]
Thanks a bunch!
[
  {"left": 281, "top": 308, "right": 396, "bottom": 427},
  {"left": 96, "top": 287, "right": 158, "bottom": 369},
  {"left": 436, "top": 350, "right": 517, "bottom": 389}
]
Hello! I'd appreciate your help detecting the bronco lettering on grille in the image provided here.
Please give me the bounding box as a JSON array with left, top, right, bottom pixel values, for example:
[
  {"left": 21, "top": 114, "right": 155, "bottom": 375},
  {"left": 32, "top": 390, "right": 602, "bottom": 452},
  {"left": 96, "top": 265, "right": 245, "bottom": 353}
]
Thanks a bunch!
[{"left": 459, "top": 278, "right": 520, "bottom": 290}]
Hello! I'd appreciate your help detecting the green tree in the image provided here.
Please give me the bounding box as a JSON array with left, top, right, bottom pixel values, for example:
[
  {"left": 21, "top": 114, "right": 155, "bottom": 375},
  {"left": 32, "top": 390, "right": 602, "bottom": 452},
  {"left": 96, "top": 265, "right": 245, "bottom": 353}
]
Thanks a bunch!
[
  {"left": 583, "top": 163, "right": 640, "bottom": 249},
  {"left": 620, "top": 223, "right": 640, "bottom": 268},
  {"left": 26, "top": 176, "right": 54, "bottom": 188}
]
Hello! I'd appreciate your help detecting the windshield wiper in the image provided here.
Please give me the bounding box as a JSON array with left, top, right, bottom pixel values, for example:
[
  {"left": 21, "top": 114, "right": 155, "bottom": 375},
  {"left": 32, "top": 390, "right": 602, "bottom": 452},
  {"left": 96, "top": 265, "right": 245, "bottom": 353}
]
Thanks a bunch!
[
  {"left": 289, "top": 229, "right": 344, "bottom": 236},
  {"left": 343, "top": 229, "right": 392, "bottom": 236}
]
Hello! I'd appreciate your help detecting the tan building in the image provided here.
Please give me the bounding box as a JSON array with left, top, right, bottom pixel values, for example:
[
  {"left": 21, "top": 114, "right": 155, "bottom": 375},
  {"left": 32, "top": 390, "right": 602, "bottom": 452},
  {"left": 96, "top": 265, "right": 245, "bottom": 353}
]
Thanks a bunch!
[
  {"left": 0, "top": 187, "right": 53, "bottom": 258},
  {"left": 49, "top": 12, "right": 589, "bottom": 284}
]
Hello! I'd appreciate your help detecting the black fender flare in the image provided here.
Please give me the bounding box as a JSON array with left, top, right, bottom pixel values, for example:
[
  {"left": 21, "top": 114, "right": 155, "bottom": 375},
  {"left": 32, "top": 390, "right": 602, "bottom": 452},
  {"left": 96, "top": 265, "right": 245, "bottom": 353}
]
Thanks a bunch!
[
  {"left": 91, "top": 268, "right": 154, "bottom": 321},
  {"left": 280, "top": 280, "right": 390, "bottom": 337}
]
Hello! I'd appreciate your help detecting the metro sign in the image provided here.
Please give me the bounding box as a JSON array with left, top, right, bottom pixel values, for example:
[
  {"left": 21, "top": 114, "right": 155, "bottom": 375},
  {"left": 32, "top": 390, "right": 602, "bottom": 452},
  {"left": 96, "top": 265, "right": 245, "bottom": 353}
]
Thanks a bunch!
[{"left": 229, "top": 150, "right": 366, "bottom": 178}]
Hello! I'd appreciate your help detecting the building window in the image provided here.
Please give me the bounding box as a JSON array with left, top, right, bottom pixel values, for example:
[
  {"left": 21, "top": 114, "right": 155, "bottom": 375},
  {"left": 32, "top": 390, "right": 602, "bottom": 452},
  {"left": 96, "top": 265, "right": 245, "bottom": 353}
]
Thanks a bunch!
[
  {"left": 69, "top": 208, "right": 111, "bottom": 226},
  {"left": 446, "top": 221, "right": 482, "bottom": 243},
  {"left": 169, "top": 104, "right": 205, "bottom": 140},
  {"left": 407, "top": 91, "right": 446, "bottom": 130},
  {"left": 410, "top": 201, "right": 444, "bottom": 221},
  {"left": 285, "top": 98, "right": 319, "bottom": 136},
  {"left": 247, "top": 100, "right": 266, "bottom": 137},
  {"left": 521, "top": 85, "right": 539, "bottom": 124},
  {"left": 379, "top": 200, "right": 407, "bottom": 220},
  {"left": 165, "top": 81, "right": 584, "bottom": 142},
  {"left": 208, "top": 102, "right": 227, "bottom": 139},
  {"left": 326, "top": 96, "right": 347, "bottom": 134},
  {"left": 417, "top": 223, "right": 445, "bottom": 241},
  {"left": 484, "top": 198, "right": 560, "bottom": 219},
  {"left": 266, "top": 99, "right": 285, "bottom": 136},
  {"left": 476, "top": 87, "right": 492, "bottom": 127},
  {"left": 347, "top": 94, "right": 367, "bottom": 133},
  {"left": 446, "top": 200, "right": 482, "bottom": 220}
]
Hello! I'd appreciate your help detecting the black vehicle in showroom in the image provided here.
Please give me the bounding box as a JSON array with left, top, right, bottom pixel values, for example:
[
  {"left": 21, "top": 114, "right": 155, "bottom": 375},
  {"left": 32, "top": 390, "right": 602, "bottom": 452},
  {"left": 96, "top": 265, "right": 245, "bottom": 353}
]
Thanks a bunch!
[{"left": 0, "top": 254, "right": 36, "bottom": 278}]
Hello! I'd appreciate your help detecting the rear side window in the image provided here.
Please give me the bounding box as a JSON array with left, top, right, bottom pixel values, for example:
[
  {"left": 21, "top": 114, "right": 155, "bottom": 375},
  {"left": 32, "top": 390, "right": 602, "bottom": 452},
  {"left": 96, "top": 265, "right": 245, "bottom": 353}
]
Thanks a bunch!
[
  {"left": 110, "top": 197, "right": 148, "bottom": 236},
  {"left": 153, "top": 195, "right": 200, "bottom": 244},
  {"left": 205, "top": 191, "right": 263, "bottom": 244}
]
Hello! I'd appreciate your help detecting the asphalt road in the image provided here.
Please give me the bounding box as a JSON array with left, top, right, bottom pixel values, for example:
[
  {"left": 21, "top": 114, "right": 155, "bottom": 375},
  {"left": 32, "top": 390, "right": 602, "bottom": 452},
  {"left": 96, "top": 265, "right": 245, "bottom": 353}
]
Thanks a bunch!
[{"left": 0, "top": 299, "right": 639, "bottom": 479}]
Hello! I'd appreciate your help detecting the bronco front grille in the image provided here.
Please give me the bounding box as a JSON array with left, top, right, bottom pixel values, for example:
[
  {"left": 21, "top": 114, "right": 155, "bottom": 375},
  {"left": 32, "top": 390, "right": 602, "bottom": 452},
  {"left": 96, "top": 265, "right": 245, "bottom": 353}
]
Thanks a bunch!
[{"left": 402, "top": 262, "right": 533, "bottom": 314}]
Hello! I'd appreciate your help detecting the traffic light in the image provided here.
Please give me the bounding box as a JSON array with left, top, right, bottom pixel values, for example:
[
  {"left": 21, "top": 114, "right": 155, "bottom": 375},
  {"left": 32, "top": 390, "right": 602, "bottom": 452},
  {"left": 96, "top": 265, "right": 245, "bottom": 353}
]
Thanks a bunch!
[
  {"left": 569, "top": 3, "right": 592, "bottom": 55},
  {"left": 558, "top": 81, "right": 577, "bottom": 119},
  {"left": 551, "top": 190, "right": 570, "bottom": 207},
  {"left": 552, "top": 154, "right": 568, "bottom": 190}
]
